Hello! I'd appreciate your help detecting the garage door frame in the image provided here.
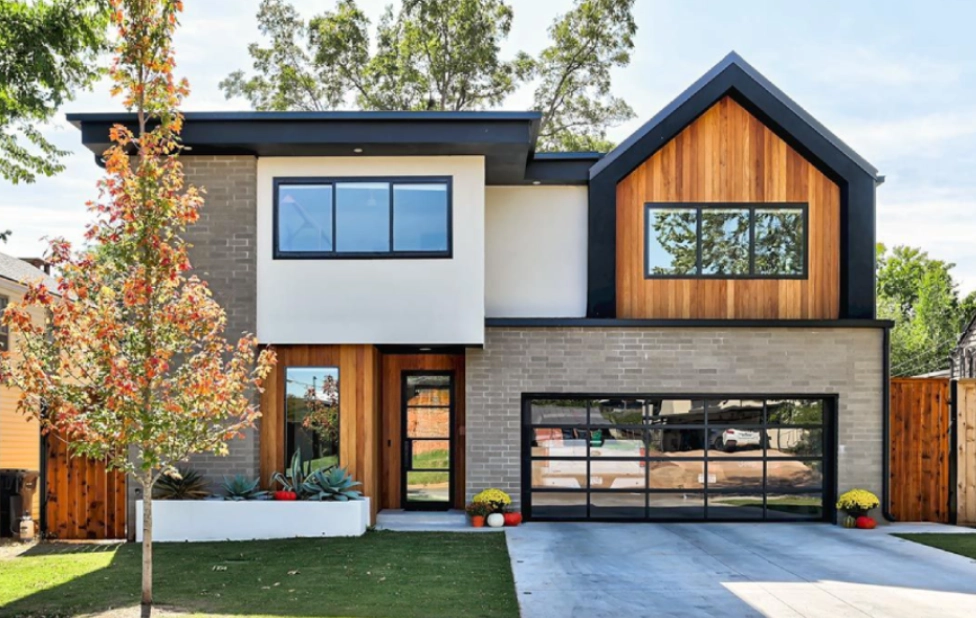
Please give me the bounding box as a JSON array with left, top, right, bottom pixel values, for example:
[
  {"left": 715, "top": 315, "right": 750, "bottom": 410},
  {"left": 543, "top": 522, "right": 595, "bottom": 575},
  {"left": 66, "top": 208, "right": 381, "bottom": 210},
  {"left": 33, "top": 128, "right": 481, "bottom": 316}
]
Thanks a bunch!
[{"left": 520, "top": 393, "right": 838, "bottom": 523}]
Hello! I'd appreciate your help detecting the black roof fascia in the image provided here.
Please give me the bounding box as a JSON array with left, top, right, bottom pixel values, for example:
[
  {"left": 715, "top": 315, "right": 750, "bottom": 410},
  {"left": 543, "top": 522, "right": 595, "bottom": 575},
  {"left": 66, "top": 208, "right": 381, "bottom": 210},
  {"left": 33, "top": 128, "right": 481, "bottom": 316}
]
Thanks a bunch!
[
  {"left": 586, "top": 52, "right": 880, "bottom": 320},
  {"left": 67, "top": 110, "right": 545, "bottom": 185},
  {"left": 524, "top": 152, "right": 604, "bottom": 185}
]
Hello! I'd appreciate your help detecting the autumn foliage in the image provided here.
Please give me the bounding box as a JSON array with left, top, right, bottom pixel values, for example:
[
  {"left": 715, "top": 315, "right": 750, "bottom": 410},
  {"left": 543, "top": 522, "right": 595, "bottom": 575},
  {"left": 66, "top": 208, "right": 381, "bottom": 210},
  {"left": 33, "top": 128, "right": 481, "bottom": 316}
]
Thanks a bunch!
[{"left": 0, "top": 0, "right": 275, "bottom": 491}]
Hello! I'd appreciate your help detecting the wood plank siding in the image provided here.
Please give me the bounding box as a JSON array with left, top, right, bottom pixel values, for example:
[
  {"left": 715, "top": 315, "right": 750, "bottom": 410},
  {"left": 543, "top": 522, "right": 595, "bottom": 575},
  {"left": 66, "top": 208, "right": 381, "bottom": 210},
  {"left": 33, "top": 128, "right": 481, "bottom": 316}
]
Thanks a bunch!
[
  {"left": 380, "top": 354, "right": 466, "bottom": 510},
  {"left": 956, "top": 379, "right": 976, "bottom": 525},
  {"left": 259, "top": 344, "right": 382, "bottom": 522},
  {"left": 615, "top": 96, "right": 841, "bottom": 319},
  {"left": 889, "top": 377, "right": 951, "bottom": 523},
  {"left": 44, "top": 434, "right": 127, "bottom": 540},
  {"left": 0, "top": 280, "right": 44, "bottom": 523}
]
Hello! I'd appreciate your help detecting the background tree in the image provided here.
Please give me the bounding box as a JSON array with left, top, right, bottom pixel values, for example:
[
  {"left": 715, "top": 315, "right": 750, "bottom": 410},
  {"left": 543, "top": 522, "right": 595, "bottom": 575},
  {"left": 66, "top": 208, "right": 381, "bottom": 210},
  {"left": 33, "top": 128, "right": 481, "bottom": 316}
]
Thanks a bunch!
[
  {"left": 0, "top": 0, "right": 110, "bottom": 184},
  {"left": 531, "top": 0, "right": 636, "bottom": 151},
  {"left": 878, "top": 244, "right": 976, "bottom": 376},
  {"left": 221, "top": 0, "right": 635, "bottom": 151},
  {"left": 0, "top": 1, "right": 275, "bottom": 615}
]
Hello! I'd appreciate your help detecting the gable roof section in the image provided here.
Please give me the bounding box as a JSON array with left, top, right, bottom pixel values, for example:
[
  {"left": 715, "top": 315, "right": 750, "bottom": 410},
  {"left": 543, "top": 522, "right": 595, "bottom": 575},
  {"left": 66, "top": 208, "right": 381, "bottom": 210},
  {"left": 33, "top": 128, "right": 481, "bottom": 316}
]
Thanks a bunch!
[
  {"left": 585, "top": 52, "right": 881, "bottom": 320},
  {"left": 590, "top": 52, "right": 880, "bottom": 185}
]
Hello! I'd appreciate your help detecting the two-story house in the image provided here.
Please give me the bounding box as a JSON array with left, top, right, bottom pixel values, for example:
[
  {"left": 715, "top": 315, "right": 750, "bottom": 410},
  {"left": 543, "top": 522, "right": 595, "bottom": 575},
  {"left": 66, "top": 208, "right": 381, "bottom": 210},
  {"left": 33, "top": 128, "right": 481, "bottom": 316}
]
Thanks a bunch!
[{"left": 69, "top": 53, "right": 888, "bottom": 524}]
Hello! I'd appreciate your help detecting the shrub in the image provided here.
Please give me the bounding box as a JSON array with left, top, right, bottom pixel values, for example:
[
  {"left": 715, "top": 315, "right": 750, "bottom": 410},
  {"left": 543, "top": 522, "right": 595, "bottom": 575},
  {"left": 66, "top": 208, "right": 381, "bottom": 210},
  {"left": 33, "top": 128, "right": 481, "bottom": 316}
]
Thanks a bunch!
[
  {"left": 472, "top": 488, "right": 511, "bottom": 513},
  {"left": 153, "top": 468, "right": 210, "bottom": 500},
  {"left": 301, "top": 466, "right": 363, "bottom": 501},
  {"left": 222, "top": 475, "right": 269, "bottom": 501},
  {"left": 272, "top": 451, "right": 307, "bottom": 494}
]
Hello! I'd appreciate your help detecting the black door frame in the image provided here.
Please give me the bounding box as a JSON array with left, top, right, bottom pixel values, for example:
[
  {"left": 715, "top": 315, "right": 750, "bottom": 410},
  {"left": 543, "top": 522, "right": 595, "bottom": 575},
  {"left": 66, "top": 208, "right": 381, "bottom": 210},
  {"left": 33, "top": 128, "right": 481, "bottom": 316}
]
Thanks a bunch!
[
  {"left": 400, "top": 370, "right": 455, "bottom": 511},
  {"left": 520, "top": 393, "right": 838, "bottom": 523}
]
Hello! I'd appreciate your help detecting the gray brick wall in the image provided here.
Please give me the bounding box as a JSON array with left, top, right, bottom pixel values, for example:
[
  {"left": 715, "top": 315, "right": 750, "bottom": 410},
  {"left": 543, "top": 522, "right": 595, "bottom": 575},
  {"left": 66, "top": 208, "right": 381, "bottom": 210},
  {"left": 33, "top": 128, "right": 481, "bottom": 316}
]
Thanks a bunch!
[
  {"left": 466, "top": 327, "right": 885, "bottom": 511},
  {"left": 180, "top": 155, "right": 259, "bottom": 485}
]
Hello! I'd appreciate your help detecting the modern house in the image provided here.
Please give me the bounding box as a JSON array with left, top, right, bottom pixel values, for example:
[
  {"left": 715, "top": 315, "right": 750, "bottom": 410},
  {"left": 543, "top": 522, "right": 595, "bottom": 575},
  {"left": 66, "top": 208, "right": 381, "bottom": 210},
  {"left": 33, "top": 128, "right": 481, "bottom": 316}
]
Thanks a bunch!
[
  {"left": 0, "top": 252, "right": 53, "bottom": 537},
  {"left": 68, "top": 52, "right": 889, "bottom": 525}
]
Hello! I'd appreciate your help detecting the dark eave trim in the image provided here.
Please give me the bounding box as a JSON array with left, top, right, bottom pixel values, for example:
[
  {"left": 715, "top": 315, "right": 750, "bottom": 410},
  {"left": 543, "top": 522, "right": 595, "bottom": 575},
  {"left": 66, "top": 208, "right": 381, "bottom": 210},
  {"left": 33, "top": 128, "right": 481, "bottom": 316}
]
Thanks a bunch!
[
  {"left": 586, "top": 52, "right": 879, "bottom": 320},
  {"left": 68, "top": 110, "right": 545, "bottom": 185},
  {"left": 486, "top": 318, "right": 894, "bottom": 329},
  {"left": 524, "top": 152, "right": 603, "bottom": 185}
]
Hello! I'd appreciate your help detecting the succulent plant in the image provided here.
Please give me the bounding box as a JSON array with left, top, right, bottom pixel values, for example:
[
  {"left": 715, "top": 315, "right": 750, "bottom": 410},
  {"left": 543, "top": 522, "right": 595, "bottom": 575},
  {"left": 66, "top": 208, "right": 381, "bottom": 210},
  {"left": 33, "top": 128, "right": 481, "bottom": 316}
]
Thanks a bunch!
[
  {"left": 301, "top": 466, "right": 363, "bottom": 502},
  {"left": 153, "top": 467, "right": 210, "bottom": 500},
  {"left": 221, "top": 474, "right": 269, "bottom": 501},
  {"left": 272, "top": 451, "right": 307, "bottom": 494}
]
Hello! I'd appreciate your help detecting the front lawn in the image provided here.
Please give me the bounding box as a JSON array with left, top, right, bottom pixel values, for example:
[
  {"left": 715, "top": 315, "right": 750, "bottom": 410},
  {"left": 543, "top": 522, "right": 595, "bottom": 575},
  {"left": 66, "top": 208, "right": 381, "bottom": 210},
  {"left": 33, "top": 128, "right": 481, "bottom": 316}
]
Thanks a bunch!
[
  {"left": 0, "top": 532, "right": 518, "bottom": 618},
  {"left": 894, "top": 533, "right": 976, "bottom": 560}
]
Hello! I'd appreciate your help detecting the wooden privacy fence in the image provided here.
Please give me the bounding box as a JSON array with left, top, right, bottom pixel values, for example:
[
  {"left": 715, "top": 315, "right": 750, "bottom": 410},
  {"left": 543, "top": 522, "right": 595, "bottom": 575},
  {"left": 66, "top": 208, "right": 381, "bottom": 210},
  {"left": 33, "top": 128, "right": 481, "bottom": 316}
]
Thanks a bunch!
[
  {"left": 889, "top": 377, "right": 976, "bottom": 525},
  {"left": 889, "top": 378, "right": 951, "bottom": 522},
  {"left": 957, "top": 379, "right": 976, "bottom": 525},
  {"left": 45, "top": 434, "right": 127, "bottom": 540}
]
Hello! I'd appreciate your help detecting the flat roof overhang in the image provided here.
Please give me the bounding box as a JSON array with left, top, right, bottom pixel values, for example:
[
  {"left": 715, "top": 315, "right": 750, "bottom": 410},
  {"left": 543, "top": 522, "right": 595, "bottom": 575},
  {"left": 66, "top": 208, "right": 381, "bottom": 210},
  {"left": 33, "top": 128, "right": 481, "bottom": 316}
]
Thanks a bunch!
[{"left": 67, "top": 110, "right": 599, "bottom": 185}]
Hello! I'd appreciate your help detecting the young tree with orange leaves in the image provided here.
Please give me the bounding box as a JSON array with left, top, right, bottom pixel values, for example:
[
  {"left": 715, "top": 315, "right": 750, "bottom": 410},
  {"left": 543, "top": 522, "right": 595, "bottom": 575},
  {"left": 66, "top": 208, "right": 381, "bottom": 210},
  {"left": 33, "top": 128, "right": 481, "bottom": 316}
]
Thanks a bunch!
[{"left": 0, "top": 1, "right": 276, "bottom": 615}]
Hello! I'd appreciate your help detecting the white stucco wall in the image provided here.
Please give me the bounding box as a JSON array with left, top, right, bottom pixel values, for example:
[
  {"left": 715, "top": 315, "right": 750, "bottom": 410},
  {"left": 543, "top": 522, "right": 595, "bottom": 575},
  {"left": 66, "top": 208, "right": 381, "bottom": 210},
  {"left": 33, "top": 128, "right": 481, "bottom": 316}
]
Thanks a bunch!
[
  {"left": 257, "top": 156, "right": 485, "bottom": 344},
  {"left": 485, "top": 186, "right": 588, "bottom": 318}
]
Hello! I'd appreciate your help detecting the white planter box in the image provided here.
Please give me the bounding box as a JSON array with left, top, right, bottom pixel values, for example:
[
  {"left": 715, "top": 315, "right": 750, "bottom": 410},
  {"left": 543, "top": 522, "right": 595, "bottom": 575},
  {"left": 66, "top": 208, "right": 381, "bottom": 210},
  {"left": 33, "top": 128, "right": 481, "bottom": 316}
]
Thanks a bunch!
[{"left": 136, "top": 498, "right": 370, "bottom": 542}]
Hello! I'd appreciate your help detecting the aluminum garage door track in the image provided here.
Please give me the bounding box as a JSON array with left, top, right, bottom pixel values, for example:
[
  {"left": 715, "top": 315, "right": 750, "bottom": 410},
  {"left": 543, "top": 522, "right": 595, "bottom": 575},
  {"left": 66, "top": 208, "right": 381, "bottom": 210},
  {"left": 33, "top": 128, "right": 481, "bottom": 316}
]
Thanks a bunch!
[{"left": 506, "top": 523, "right": 976, "bottom": 618}]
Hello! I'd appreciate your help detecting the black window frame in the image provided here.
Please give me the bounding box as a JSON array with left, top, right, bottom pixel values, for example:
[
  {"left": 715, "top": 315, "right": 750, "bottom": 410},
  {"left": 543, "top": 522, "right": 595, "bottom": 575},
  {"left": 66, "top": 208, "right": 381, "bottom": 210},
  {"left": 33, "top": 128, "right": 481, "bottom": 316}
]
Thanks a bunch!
[
  {"left": 644, "top": 202, "right": 809, "bottom": 280},
  {"left": 0, "top": 295, "right": 8, "bottom": 353},
  {"left": 521, "top": 393, "right": 837, "bottom": 524},
  {"left": 273, "top": 176, "right": 454, "bottom": 260}
]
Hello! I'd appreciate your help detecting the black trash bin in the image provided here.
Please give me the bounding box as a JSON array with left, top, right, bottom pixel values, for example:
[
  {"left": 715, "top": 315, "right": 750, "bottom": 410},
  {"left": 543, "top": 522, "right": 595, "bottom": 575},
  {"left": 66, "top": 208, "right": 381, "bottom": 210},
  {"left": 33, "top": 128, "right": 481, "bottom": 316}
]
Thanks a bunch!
[{"left": 0, "top": 469, "right": 40, "bottom": 538}]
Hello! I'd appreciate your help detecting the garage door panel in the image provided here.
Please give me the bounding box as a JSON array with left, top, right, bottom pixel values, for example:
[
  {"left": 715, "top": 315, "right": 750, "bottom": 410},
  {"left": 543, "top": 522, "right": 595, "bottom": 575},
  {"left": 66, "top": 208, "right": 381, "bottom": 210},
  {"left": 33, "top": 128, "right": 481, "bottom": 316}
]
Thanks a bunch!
[{"left": 523, "top": 395, "right": 835, "bottom": 523}]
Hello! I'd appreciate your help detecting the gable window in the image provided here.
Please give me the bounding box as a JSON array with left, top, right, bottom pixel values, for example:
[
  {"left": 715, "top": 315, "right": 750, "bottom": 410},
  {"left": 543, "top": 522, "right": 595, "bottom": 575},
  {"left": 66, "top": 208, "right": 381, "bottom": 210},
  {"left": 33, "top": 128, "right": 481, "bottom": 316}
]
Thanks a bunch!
[
  {"left": 645, "top": 203, "right": 807, "bottom": 279},
  {"left": 274, "top": 177, "right": 451, "bottom": 258},
  {"left": 0, "top": 295, "right": 7, "bottom": 352}
]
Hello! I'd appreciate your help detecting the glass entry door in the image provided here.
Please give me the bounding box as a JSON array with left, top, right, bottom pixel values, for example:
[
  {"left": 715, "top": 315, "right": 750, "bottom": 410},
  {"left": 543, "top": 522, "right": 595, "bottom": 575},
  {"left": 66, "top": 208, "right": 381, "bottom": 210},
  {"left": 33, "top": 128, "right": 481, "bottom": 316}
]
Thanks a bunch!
[{"left": 402, "top": 372, "right": 454, "bottom": 510}]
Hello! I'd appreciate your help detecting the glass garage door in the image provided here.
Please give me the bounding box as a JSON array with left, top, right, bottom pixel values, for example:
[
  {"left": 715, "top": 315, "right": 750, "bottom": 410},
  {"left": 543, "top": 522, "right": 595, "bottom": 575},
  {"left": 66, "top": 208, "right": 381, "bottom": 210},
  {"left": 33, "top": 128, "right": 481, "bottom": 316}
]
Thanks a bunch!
[{"left": 522, "top": 396, "right": 833, "bottom": 522}]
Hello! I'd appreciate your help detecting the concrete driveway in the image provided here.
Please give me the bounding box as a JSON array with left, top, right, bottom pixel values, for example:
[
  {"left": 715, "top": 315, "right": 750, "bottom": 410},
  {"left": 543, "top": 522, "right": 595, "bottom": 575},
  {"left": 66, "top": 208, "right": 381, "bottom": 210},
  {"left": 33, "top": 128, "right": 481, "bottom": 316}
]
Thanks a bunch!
[{"left": 506, "top": 523, "right": 976, "bottom": 618}]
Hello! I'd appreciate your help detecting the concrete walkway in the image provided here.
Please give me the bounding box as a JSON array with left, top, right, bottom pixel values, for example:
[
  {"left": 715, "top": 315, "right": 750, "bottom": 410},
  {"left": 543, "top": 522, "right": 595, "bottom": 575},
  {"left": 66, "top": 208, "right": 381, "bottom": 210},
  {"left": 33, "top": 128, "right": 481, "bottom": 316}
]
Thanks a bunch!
[{"left": 506, "top": 522, "right": 976, "bottom": 618}]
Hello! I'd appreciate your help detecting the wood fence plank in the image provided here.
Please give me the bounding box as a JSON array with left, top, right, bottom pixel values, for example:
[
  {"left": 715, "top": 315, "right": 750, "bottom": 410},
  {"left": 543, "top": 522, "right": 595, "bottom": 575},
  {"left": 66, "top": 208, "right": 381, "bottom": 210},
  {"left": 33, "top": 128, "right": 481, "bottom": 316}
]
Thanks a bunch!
[{"left": 889, "top": 378, "right": 950, "bottom": 523}]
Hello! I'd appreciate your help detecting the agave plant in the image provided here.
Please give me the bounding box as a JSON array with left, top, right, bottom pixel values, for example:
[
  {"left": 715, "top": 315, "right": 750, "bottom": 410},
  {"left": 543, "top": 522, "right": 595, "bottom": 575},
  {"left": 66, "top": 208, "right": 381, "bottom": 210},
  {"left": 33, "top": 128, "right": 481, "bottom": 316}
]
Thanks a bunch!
[
  {"left": 222, "top": 474, "right": 269, "bottom": 501},
  {"left": 301, "top": 466, "right": 363, "bottom": 502},
  {"left": 153, "top": 467, "right": 210, "bottom": 500},
  {"left": 272, "top": 451, "right": 308, "bottom": 494}
]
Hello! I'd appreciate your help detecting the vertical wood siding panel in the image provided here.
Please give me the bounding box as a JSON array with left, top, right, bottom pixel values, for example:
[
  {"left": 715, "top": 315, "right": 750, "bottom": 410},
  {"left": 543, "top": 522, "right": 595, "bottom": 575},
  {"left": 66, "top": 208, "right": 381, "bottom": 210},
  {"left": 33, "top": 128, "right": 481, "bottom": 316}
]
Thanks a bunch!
[{"left": 615, "top": 97, "right": 841, "bottom": 319}]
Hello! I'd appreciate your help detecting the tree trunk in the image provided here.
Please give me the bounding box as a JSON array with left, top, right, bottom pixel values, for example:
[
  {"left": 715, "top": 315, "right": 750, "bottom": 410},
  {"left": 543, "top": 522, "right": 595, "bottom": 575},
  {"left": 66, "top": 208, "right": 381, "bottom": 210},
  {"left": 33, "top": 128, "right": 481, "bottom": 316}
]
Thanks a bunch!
[{"left": 141, "top": 472, "right": 153, "bottom": 617}]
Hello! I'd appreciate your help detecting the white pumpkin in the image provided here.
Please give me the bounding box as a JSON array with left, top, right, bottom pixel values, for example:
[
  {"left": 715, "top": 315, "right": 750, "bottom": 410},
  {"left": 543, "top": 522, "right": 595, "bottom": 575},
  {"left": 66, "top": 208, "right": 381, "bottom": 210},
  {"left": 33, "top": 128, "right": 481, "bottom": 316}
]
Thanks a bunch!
[{"left": 486, "top": 513, "right": 505, "bottom": 528}]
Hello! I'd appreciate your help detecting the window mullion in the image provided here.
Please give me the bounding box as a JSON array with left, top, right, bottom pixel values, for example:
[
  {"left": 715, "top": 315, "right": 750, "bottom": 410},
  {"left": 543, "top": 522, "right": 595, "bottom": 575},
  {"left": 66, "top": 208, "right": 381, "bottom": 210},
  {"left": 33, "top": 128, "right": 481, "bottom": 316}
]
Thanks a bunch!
[
  {"left": 388, "top": 182, "right": 395, "bottom": 252},
  {"left": 749, "top": 207, "right": 756, "bottom": 275},
  {"left": 696, "top": 207, "right": 703, "bottom": 275}
]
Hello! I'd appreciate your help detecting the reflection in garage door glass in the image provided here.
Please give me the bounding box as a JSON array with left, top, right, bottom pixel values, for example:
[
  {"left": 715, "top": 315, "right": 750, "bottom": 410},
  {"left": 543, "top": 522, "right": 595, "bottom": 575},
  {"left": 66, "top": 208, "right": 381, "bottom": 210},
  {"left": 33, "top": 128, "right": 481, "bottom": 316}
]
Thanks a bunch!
[{"left": 525, "top": 396, "right": 831, "bottom": 522}]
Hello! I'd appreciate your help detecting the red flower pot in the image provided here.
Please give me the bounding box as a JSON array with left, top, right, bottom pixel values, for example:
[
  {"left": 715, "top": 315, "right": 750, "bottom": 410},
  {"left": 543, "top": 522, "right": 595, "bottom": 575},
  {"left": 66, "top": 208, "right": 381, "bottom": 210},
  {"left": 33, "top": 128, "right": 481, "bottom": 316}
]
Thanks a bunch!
[
  {"left": 274, "top": 490, "right": 297, "bottom": 501},
  {"left": 471, "top": 515, "right": 486, "bottom": 528},
  {"left": 503, "top": 512, "right": 522, "bottom": 527},
  {"left": 855, "top": 516, "right": 876, "bottom": 529}
]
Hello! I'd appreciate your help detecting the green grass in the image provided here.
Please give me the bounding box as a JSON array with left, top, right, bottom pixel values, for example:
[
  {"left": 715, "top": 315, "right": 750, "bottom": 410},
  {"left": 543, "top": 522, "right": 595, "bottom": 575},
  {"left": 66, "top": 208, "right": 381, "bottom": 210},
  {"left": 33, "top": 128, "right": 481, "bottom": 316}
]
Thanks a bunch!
[
  {"left": 0, "top": 532, "right": 519, "bottom": 618},
  {"left": 894, "top": 533, "right": 976, "bottom": 560},
  {"left": 709, "top": 495, "right": 823, "bottom": 515},
  {"left": 408, "top": 449, "right": 450, "bottom": 486}
]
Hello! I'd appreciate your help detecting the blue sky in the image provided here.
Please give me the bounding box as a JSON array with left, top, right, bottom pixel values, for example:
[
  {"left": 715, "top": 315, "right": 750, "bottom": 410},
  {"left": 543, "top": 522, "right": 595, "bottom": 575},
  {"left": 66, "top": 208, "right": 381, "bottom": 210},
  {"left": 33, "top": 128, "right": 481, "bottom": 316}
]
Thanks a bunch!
[{"left": 2, "top": 0, "right": 974, "bottom": 292}]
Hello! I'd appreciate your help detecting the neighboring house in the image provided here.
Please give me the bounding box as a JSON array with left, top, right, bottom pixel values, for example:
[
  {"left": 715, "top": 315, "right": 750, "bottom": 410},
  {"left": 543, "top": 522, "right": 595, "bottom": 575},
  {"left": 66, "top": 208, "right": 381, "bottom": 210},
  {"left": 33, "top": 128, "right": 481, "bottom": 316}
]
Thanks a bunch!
[
  {"left": 68, "top": 52, "right": 888, "bottom": 525},
  {"left": 952, "top": 315, "right": 976, "bottom": 378},
  {"left": 0, "top": 252, "right": 56, "bottom": 536}
]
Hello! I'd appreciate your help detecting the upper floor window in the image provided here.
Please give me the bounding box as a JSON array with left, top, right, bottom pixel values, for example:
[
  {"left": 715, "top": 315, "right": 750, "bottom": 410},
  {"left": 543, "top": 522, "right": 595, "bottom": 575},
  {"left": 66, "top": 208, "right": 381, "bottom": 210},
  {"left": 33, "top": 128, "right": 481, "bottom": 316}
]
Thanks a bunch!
[
  {"left": 0, "top": 295, "right": 8, "bottom": 352},
  {"left": 274, "top": 177, "right": 452, "bottom": 259},
  {"left": 645, "top": 203, "right": 807, "bottom": 279}
]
